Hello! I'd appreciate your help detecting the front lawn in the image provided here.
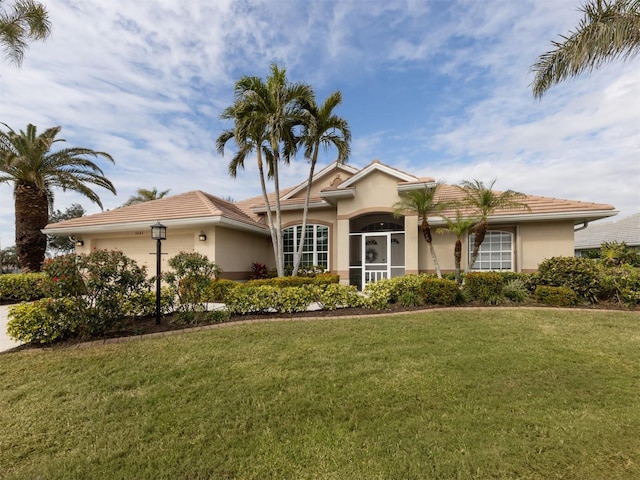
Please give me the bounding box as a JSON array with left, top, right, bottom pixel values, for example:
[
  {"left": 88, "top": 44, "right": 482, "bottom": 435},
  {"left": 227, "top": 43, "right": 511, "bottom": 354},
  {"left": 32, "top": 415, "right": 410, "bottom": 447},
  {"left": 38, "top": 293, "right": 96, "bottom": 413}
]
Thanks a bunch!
[{"left": 1, "top": 308, "right": 639, "bottom": 479}]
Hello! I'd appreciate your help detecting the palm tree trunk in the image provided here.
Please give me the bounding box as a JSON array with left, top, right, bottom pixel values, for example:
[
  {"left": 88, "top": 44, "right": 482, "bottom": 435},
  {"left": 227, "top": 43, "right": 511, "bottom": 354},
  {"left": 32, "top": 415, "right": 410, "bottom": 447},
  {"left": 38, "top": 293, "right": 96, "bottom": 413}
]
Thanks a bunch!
[
  {"left": 454, "top": 239, "right": 462, "bottom": 284},
  {"left": 292, "top": 151, "right": 318, "bottom": 277},
  {"left": 467, "top": 220, "right": 487, "bottom": 272},
  {"left": 272, "top": 148, "right": 284, "bottom": 277},
  {"left": 421, "top": 219, "right": 442, "bottom": 278},
  {"left": 256, "top": 151, "right": 280, "bottom": 277},
  {"left": 14, "top": 183, "right": 49, "bottom": 272}
]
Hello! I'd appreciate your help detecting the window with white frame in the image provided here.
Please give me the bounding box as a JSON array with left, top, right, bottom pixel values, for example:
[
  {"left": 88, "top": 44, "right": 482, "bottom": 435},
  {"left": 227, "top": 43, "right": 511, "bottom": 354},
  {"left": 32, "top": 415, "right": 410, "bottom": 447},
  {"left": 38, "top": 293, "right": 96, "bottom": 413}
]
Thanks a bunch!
[
  {"left": 469, "top": 231, "right": 513, "bottom": 271},
  {"left": 283, "top": 225, "right": 329, "bottom": 269}
]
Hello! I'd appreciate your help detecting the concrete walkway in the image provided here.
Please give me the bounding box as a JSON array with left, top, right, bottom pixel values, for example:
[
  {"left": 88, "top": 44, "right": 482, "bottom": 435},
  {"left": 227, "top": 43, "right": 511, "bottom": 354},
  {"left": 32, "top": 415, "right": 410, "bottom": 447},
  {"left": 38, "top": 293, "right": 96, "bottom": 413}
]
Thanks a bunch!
[{"left": 0, "top": 304, "right": 23, "bottom": 353}]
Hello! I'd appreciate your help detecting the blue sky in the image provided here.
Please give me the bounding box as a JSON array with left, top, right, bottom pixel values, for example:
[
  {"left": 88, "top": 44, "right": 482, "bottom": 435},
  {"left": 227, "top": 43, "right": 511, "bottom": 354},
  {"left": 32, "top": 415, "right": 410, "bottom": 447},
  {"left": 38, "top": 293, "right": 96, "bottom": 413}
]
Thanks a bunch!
[{"left": 1, "top": 0, "right": 638, "bottom": 247}]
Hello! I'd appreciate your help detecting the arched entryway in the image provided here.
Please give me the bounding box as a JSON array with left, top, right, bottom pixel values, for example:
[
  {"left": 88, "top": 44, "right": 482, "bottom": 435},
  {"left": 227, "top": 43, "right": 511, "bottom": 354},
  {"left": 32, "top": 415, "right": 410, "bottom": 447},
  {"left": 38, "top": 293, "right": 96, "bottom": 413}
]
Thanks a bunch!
[{"left": 348, "top": 213, "right": 405, "bottom": 290}]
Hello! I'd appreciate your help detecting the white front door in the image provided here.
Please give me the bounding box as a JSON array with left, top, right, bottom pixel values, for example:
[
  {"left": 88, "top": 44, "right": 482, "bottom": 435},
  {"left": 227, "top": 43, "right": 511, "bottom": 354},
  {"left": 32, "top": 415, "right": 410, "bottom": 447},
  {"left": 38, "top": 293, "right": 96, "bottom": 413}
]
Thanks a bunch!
[{"left": 362, "top": 233, "right": 389, "bottom": 290}]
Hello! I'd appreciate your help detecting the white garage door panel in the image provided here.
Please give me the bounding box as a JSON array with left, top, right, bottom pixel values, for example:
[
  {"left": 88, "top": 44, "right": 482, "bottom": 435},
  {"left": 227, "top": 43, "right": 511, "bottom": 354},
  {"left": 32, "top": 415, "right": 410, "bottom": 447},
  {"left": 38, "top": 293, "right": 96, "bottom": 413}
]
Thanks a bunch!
[{"left": 94, "top": 235, "right": 194, "bottom": 272}]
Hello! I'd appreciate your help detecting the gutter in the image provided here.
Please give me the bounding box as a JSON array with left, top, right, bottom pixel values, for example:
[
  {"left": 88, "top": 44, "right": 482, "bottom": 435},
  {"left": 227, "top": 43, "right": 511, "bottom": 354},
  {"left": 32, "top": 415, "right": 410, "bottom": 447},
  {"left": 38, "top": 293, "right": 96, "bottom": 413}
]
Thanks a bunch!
[{"left": 574, "top": 221, "right": 589, "bottom": 232}]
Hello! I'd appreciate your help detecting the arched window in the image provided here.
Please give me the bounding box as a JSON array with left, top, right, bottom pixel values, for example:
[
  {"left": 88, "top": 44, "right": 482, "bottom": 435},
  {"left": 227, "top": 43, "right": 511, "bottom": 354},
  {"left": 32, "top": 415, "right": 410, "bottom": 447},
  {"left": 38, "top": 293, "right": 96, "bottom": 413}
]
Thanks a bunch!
[
  {"left": 469, "top": 231, "right": 513, "bottom": 271},
  {"left": 283, "top": 225, "right": 329, "bottom": 269}
]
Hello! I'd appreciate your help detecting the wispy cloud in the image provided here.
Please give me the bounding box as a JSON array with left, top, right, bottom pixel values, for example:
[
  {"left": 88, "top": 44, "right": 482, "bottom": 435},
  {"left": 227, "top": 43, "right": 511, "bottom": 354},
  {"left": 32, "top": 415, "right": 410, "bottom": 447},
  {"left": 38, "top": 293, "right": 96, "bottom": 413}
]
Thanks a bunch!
[{"left": 0, "top": 0, "right": 637, "bottom": 246}]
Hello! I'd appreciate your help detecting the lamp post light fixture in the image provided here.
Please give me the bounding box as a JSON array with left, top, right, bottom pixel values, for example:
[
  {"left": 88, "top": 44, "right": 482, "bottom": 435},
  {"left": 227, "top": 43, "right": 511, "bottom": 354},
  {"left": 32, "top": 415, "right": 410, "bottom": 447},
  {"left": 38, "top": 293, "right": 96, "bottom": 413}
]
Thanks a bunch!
[{"left": 151, "top": 221, "right": 167, "bottom": 325}]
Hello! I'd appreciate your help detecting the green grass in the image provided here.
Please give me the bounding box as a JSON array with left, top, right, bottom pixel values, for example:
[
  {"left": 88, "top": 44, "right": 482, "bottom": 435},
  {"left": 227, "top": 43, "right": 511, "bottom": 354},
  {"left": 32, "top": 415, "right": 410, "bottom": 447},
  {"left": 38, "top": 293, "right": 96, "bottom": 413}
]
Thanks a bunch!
[{"left": 1, "top": 308, "right": 639, "bottom": 479}]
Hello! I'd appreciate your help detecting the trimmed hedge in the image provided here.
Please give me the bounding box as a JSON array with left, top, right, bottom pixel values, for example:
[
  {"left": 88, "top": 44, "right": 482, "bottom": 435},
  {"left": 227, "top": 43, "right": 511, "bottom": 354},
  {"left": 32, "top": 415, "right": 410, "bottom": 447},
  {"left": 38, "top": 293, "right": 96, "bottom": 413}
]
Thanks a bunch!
[
  {"left": 464, "top": 272, "right": 504, "bottom": 303},
  {"left": 535, "top": 286, "right": 578, "bottom": 307},
  {"left": 418, "top": 277, "right": 461, "bottom": 306},
  {"left": 7, "top": 298, "right": 83, "bottom": 344},
  {"left": 0, "top": 273, "right": 49, "bottom": 302}
]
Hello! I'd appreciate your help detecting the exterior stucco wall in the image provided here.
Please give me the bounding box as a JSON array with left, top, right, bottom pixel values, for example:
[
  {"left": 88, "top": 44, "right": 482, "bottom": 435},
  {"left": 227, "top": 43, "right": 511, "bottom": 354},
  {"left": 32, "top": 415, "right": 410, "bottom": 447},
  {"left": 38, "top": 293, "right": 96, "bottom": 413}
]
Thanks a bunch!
[
  {"left": 519, "top": 221, "right": 575, "bottom": 271},
  {"left": 214, "top": 227, "right": 273, "bottom": 279},
  {"left": 416, "top": 230, "right": 461, "bottom": 273},
  {"left": 337, "top": 170, "right": 401, "bottom": 217}
]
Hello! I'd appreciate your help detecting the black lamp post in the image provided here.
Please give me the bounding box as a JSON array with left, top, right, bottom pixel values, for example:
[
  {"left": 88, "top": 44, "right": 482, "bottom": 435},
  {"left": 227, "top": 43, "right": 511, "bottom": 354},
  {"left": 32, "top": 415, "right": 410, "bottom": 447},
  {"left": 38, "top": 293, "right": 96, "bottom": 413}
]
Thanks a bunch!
[{"left": 151, "top": 221, "right": 167, "bottom": 325}]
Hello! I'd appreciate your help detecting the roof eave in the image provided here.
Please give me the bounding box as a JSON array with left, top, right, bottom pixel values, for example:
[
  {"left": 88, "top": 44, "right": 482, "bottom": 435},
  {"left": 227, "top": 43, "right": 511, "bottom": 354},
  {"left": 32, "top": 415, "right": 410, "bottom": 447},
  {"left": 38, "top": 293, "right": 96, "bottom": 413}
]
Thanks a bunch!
[
  {"left": 397, "top": 181, "right": 437, "bottom": 194},
  {"left": 251, "top": 200, "right": 332, "bottom": 213},
  {"left": 43, "top": 216, "right": 269, "bottom": 236}
]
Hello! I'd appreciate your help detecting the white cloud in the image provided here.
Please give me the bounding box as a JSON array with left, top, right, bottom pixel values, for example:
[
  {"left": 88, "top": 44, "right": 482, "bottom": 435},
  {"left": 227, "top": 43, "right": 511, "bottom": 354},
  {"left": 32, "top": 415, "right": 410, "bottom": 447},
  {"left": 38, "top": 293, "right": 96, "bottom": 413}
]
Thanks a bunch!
[{"left": 0, "top": 0, "right": 638, "bottom": 249}]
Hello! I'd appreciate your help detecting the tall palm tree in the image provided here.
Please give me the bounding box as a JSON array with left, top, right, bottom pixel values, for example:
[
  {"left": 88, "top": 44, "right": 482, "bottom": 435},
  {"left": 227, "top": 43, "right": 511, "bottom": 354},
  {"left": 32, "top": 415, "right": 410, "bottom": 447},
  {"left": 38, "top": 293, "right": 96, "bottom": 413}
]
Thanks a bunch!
[
  {"left": 122, "top": 187, "right": 170, "bottom": 207},
  {"left": 291, "top": 91, "right": 351, "bottom": 276},
  {"left": 439, "top": 211, "right": 478, "bottom": 284},
  {"left": 393, "top": 185, "right": 446, "bottom": 278},
  {"left": 216, "top": 63, "right": 313, "bottom": 277},
  {"left": 457, "top": 179, "right": 530, "bottom": 272},
  {"left": 0, "top": 0, "right": 51, "bottom": 66},
  {"left": 531, "top": 0, "right": 640, "bottom": 98},
  {"left": 0, "top": 123, "right": 115, "bottom": 272}
]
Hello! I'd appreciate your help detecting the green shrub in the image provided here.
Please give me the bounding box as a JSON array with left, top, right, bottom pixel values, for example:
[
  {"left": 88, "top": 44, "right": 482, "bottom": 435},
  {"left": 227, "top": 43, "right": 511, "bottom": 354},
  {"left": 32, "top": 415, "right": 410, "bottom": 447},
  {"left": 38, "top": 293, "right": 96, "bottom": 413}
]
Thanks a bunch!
[
  {"left": 245, "top": 276, "right": 315, "bottom": 288},
  {"left": 535, "top": 257, "right": 603, "bottom": 303},
  {"left": 272, "top": 286, "right": 318, "bottom": 313},
  {"left": 535, "top": 286, "right": 578, "bottom": 307},
  {"left": 164, "top": 252, "right": 221, "bottom": 315},
  {"left": 319, "top": 283, "right": 363, "bottom": 310},
  {"left": 7, "top": 298, "right": 83, "bottom": 344},
  {"left": 123, "top": 288, "right": 175, "bottom": 318},
  {"left": 224, "top": 285, "right": 279, "bottom": 315},
  {"left": 598, "top": 265, "right": 640, "bottom": 306},
  {"left": 206, "top": 279, "right": 238, "bottom": 302},
  {"left": 0, "top": 273, "right": 48, "bottom": 302},
  {"left": 464, "top": 272, "right": 505, "bottom": 303},
  {"left": 363, "top": 279, "right": 397, "bottom": 310},
  {"left": 397, "top": 290, "right": 423, "bottom": 307},
  {"left": 418, "top": 277, "right": 461, "bottom": 306},
  {"left": 312, "top": 273, "right": 340, "bottom": 286},
  {"left": 503, "top": 279, "right": 531, "bottom": 303},
  {"left": 77, "top": 250, "right": 149, "bottom": 335}
]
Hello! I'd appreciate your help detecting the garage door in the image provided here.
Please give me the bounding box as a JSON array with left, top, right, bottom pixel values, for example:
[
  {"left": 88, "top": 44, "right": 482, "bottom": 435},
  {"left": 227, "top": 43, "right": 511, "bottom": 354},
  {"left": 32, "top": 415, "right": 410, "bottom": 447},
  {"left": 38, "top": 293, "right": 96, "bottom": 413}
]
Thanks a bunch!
[{"left": 94, "top": 235, "right": 194, "bottom": 273}]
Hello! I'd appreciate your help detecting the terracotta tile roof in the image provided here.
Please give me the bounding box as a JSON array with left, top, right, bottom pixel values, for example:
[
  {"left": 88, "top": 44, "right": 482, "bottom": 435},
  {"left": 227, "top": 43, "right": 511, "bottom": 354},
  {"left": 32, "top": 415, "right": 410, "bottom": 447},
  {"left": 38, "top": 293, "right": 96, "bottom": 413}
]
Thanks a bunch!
[
  {"left": 575, "top": 213, "right": 640, "bottom": 249},
  {"left": 431, "top": 184, "right": 615, "bottom": 221},
  {"left": 45, "top": 163, "right": 617, "bottom": 233},
  {"left": 45, "top": 190, "right": 265, "bottom": 231}
]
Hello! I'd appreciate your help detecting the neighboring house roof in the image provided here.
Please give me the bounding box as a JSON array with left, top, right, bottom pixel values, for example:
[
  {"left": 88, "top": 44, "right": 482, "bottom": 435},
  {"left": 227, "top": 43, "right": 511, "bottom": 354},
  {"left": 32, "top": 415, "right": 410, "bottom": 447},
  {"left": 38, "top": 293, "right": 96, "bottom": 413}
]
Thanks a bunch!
[
  {"left": 574, "top": 213, "right": 640, "bottom": 250},
  {"left": 44, "top": 160, "right": 618, "bottom": 235},
  {"left": 44, "top": 190, "right": 269, "bottom": 235}
]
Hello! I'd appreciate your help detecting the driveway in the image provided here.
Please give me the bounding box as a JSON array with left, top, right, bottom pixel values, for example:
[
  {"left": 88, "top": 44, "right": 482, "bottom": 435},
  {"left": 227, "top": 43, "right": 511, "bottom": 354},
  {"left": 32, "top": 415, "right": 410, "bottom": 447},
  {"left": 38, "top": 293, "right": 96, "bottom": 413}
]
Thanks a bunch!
[{"left": 0, "top": 304, "right": 22, "bottom": 352}]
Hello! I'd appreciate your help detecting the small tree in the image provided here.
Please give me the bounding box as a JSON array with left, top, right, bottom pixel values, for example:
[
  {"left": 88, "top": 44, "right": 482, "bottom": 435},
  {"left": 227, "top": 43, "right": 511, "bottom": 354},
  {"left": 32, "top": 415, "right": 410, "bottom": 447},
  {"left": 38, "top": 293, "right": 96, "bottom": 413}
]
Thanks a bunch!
[
  {"left": 439, "top": 211, "right": 478, "bottom": 284},
  {"left": 456, "top": 179, "right": 530, "bottom": 272},
  {"left": 393, "top": 185, "right": 446, "bottom": 278},
  {"left": 164, "top": 252, "right": 221, "bottom": 322}
]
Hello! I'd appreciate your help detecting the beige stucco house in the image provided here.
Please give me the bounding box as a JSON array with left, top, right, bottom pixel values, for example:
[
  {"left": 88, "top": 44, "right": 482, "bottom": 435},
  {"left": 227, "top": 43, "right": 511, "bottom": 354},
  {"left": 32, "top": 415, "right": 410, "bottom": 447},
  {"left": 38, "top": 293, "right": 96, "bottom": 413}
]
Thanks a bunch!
[{"left": 44, "top": 160, "right": 616, "bottom": 289}]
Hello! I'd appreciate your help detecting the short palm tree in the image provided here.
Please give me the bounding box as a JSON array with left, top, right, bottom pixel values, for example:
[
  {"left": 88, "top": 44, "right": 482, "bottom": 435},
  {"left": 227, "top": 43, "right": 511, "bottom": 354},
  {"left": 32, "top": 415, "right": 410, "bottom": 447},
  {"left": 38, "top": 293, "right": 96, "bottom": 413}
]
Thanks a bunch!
[
  {"left": 457, "top": 179, "right": 530, "bottom": 272},
  {"left": 531, "top": 0, "right": 640, "bottom": 98},
  {"left": 291, "top": 91, "right": 351, "bottom": 276},
  {"left": 0, "top": 0, "right": 51, "bottom": 66},
  {"left": 439, "top": 211, "right": 478, "bottom": 284},
  {"left": 217, "top": 63, "right": 313, "bottom": 277},
  {"left": 393, "top": 185, "right": 446, "bottom": 278},
  {"left": 0, "top": 123, "right": 115, "bottom": 272},
  {"left": 122, "top": 187, "right": 170, "bottom": 207}
]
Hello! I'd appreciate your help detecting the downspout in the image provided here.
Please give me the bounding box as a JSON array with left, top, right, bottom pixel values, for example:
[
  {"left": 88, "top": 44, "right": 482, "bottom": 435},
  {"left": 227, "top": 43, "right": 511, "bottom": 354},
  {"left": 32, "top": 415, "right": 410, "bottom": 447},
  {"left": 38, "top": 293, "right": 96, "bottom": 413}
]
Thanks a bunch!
[{"left": 574, "top": 221, "right": 589, "bottom": 232}]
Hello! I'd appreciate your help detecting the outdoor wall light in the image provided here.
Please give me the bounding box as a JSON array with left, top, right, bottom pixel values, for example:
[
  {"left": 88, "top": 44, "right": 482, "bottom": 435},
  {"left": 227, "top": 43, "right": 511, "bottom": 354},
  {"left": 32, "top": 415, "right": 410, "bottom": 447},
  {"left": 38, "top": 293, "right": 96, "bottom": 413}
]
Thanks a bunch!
[
  {"left": 198, "top": 231, "right": 207, "bottom": 241},
  {"left": 75, "top": 239, "right": 84, "bottom": 247}
]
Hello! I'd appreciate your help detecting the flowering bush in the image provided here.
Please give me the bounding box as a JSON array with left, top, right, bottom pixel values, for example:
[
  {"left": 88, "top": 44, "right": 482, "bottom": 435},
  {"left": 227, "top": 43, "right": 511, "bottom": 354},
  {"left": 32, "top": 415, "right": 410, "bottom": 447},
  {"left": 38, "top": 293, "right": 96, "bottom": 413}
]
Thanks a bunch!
[{"left": 42, "top": 255, "right": 86, "bottom": 298}]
